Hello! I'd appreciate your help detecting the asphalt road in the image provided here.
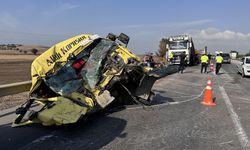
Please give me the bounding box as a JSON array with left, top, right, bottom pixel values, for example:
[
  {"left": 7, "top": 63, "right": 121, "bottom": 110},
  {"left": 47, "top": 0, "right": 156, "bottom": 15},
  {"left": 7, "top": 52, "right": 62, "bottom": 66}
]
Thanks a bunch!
[{"left": 0, "top": 64, "right": 250, "bottom": 150}]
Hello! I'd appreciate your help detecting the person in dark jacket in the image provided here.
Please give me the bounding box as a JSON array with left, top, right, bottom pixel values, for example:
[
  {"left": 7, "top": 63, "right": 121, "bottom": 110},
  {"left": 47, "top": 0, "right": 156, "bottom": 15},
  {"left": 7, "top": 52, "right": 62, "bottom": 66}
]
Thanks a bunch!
[{"left": 178, "top": 52, "right": 186, "bottom": 73}]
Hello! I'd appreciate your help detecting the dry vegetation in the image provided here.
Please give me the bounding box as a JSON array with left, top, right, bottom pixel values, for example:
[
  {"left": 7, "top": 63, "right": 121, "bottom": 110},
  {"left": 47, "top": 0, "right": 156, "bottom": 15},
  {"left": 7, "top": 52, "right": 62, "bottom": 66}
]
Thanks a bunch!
[{"left": 0, "top": 44, "right": 49, "bottom": 55}]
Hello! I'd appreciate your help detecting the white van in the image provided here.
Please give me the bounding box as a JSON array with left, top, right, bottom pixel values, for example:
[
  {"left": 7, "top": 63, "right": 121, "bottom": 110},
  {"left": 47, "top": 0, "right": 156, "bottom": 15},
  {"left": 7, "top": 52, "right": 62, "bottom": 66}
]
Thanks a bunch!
[{"left": 237, "top": 56, "right": 250, "bottom": 77}]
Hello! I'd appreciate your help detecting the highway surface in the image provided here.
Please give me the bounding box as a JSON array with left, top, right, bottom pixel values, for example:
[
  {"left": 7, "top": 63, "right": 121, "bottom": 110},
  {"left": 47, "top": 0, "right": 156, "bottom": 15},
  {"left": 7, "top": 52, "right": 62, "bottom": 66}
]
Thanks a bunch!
[{"left": 0, "top": 63, "right": 250, "bottom": 150}]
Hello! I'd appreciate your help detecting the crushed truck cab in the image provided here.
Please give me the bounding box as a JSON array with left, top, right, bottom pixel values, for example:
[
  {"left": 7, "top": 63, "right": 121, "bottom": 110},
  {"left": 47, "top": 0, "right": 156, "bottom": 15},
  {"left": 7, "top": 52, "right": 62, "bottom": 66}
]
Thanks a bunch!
[{"left": 12, "top": 33, "right": 157, "bottom": 127}]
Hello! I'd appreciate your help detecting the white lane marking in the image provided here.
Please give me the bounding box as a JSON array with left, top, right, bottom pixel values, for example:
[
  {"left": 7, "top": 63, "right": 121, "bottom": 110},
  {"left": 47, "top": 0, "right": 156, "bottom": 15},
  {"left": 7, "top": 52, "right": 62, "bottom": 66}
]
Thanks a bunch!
[
  {"left": 219, "top": 140, "right": 233, "bottom": 145},
  {"left": 219, "top": 86, "right": 250, "bottom": 149}
]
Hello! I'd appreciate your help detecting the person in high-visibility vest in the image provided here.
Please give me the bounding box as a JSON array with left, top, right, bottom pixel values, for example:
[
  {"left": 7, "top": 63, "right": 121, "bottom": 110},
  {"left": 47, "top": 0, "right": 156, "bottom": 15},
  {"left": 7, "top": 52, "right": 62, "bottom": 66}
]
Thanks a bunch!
[
  {"left": 169, "top": 51, "right": 174, "bottom": 63},
  {"left": 200, "top": 53, "right": 209, "bottom": 73},
  {"left": 215, "top": 54, "right": 224, "bottom": 74}
]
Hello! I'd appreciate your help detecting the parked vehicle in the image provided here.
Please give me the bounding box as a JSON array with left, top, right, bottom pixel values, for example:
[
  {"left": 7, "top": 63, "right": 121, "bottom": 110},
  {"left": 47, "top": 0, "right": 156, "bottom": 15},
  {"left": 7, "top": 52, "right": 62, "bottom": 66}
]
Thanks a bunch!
[
  {"left": 237, "top": 56, "right": 250, "bottom": 77},
  {"left": 221, "top": 53, "right": 231, "bottom": 64}
]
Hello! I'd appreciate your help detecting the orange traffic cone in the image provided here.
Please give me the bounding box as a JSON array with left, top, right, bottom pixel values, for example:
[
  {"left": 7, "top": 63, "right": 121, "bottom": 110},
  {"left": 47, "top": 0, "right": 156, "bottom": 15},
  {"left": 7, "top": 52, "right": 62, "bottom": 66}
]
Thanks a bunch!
[
  {"left": 201, "top": 76, "right": 216, "bottom": 106},
  {"left": 207, "top": 76, "right": 212, "bottom": 86}
]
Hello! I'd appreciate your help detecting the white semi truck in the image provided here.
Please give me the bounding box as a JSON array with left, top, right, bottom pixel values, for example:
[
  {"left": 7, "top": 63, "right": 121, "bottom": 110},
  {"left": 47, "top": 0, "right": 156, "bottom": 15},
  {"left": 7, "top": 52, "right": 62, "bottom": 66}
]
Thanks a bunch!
[{"left": 166, "top": 35, "right": 198, "bottom": 65}]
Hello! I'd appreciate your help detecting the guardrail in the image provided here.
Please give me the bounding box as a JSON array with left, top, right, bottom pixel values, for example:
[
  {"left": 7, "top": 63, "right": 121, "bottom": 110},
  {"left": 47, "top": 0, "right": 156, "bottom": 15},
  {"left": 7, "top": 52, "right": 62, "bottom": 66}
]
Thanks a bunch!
[{"left": 0, "top": 81, "right": 31, "bottom": 97}]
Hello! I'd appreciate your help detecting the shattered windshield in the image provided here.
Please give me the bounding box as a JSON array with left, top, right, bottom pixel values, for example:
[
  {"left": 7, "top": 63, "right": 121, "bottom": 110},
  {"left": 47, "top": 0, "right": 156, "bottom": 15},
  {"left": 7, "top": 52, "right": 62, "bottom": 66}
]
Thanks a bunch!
[
  {"left": 169, "top": 41, "right": 188, "bottom": 50},
  {"left": 44, "top": 39, "right": 116, "bottom": 94},
  {"left": 80, "top": 39, "right": 116, "bottom": 89}
]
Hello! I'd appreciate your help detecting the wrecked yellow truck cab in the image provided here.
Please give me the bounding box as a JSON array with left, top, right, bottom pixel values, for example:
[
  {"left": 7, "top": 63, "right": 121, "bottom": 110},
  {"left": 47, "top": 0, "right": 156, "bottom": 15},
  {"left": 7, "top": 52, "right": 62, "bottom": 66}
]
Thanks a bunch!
[{"left": 12, "top": 33, "right": 157, "bottom": 127}]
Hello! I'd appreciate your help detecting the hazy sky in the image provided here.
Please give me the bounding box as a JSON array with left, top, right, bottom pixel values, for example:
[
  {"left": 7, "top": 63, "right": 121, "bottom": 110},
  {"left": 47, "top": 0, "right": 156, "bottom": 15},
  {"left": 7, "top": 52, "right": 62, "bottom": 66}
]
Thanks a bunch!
[{"left": 0, "top": 0, "right": 250, "bottom": 54}]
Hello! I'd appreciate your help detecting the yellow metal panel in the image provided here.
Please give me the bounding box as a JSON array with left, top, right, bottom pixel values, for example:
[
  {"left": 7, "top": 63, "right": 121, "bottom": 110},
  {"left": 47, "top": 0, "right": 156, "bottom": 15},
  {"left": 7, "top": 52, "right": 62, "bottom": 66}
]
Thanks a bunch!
[
  {"left": 37, "top": 97, "right": 89, "bottom": 126},
  {"left": 30, "top": 34, "right": 93, "bottom": 93}
]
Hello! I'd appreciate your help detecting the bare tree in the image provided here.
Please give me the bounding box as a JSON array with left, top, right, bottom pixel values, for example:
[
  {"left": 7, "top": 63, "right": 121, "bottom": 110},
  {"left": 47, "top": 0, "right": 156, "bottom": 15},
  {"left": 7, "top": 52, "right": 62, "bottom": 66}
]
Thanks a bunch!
[{"left": 156, "top": 38, "right": 169, "bottom": 57}]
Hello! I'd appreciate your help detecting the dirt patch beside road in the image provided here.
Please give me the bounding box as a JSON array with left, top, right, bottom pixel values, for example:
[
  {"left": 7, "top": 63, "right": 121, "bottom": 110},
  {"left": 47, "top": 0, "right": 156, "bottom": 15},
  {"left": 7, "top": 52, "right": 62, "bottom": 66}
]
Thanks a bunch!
[
  {"left": 0, "top": 60, "right": 32, "bottom": 85},
  {"left": 0, "top": 92, "right": 28, "bottom": 110},
  {"left": 0, "top": 54, "right": 37, "bottom": 62},
  {"left": 0, "top": 55, "right": 37, "bottom": 110},
  {"left": 0, "top": 55, "right": 36, "bottom": 85}
]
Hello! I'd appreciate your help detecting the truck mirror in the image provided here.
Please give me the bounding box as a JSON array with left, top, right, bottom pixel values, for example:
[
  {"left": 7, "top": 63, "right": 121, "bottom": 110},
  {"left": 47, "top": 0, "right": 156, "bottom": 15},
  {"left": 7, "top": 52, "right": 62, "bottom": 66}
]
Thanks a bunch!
[
  {"left": 166, "top": 44, "right": 169, "bottom": 49},
  {"left": 107, "top": 33, "right": 117, "bottom": 41},
  {"left": 189, "top": 43, "right": 192, "bottom": 48}
]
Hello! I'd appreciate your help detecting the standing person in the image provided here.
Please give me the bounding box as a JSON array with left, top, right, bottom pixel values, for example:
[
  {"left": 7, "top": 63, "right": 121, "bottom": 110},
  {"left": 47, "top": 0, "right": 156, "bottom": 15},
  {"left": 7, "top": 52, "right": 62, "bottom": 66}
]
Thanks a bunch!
[
  {"left": 178, "top": 52, "right": 186, "bottom": 74},
  {"left": 169, "top": 51, "right": 174, "bottom": 63},
  {"left": 207, "top": 53, "right": 212, "bottom": 64},
  {"left": 148, "top": 53, "right": 155, "bottom": 68},
  {"left": 200, "top": 53, "right": 209, "bottom": 73},
  {"left": 215, "top": 54, "right": 223, "bottom": 75}
]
